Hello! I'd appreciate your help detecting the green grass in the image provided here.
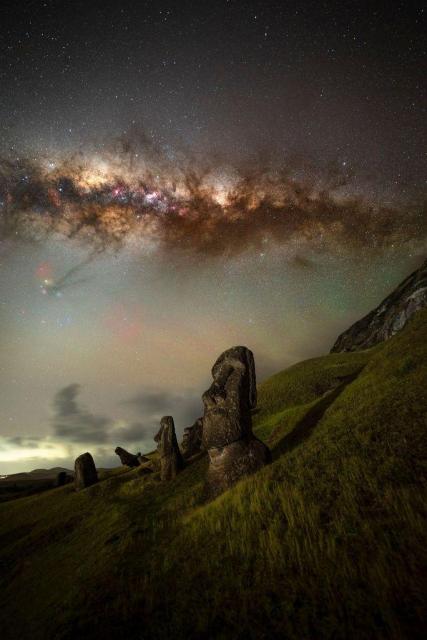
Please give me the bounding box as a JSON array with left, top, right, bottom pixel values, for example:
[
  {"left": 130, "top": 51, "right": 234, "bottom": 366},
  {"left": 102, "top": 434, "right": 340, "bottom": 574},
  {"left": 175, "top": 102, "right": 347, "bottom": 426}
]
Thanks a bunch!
[{"left": 1, "top": 310, "right": 426, "bottom": 639}]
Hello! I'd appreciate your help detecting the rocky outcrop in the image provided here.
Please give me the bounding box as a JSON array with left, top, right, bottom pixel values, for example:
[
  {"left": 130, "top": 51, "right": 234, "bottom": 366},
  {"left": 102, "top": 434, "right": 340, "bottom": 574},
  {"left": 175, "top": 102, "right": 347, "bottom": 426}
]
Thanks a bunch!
[
  {"left": 154, "top": 416, "right": 185, "bottom": 481},
  {"left": 74, "top": 452, "right": 98, "bottom": 491},
  {"left": 114, "top": 446, "right": 148, "bottom": 468},
  {"left": 332, "top": 258, "right": 427, "bottom": 353},
  {"left": 181, "top": 417, "right": 204, "bottom": 459},
  {"left": 202, "top": 346, "right": 270, "bottom": 498}
]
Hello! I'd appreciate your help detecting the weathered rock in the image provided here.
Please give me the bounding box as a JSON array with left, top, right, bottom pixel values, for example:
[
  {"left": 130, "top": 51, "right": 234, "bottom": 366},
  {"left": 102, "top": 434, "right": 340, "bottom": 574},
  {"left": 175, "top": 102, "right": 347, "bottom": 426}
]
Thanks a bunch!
[
  {"left": 202, "top": 346, "right": 270, "bottom": 497},
  {"left": 114, "top": 446, "right": 147, "bottom": 468},
  {"left": 181, "top": 417, "right": 204, "bottom": 459},
  {"left": 74, "top": 452, "right": 98, "bottom": 491},
  {"left": 154, "top": 416, "right": 185, "bottom": 481},
  {"left": 332, "top": 258, "right": 427, "bottom": 352}
]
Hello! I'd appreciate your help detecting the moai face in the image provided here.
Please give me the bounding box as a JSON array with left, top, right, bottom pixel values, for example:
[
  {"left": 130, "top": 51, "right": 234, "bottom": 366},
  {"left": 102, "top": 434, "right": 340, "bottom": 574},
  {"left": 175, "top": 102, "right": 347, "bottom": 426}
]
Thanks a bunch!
[
  {"left": 182, "top": 417, "right": 203, "bottom": 458},
  {"left": 154, "top": 416, "right": 176, "bottom": 457},
  {"left": 154, "top": 416, "right": 184, "bottom": 480},
  {"left": 202, "top": 346, "right": 256, "bottom": 450}
]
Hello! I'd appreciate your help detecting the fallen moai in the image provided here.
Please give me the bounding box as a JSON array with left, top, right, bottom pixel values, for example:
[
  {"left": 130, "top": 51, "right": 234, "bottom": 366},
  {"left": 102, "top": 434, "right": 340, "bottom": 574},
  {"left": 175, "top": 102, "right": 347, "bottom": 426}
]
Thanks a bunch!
[{"left": 115, "top": 446, "right": 149, "bottom": 468}]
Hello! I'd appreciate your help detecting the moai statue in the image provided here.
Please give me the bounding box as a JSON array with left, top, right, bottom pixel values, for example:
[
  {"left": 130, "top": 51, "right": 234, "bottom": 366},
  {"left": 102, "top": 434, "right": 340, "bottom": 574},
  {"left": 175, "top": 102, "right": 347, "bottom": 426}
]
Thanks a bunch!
[
  {"left": 202, "top": 346, "right": 270, "bottom": 497},
  {"left": 114, "top": 446, "right": 146, "bottom": 468},
  {"left": 154, "top": 416, "right": 185, "bottom": 481},
  {"left": 74, "top": 452, "right": 98, "bottom": 491},
  {"left": 181, "top": 417, "right": 204, "bottom": 459},
  {"left": 56, "top": 470, "right": 72, "bottom": 486}
]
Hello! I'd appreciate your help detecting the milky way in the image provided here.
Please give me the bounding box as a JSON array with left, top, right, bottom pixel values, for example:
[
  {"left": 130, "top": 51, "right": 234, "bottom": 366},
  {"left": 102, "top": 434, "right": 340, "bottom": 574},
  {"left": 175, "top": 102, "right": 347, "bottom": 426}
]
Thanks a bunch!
[{"left": 1, "top": 147, "right": 425, "bottom": 259}]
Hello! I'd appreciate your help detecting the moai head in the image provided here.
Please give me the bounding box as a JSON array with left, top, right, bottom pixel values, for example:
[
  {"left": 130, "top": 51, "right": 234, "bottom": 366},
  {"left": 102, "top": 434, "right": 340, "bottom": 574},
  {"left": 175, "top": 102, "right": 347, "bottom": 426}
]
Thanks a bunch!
[
  {"left": 202, "top": 346, "right": 256, "bottom": 450},
  {"left": 182, "top": 417, "right": 203, "bottom": 458},
  {"left": 114, "top": 446, "right": 140, "bottom": 467},
  {"left": 155, "top": 416, "right": 178, "bottom": 457},
  {"left": 154, "top": 416, "right": 184, "bottom": 480}
]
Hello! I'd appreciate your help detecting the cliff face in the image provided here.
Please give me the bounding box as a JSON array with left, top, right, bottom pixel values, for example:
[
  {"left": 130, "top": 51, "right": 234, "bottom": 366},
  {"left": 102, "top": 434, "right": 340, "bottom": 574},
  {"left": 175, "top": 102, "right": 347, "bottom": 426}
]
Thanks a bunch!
[{"left": 331, "top": 259, "right": 427, "bottom": 352}]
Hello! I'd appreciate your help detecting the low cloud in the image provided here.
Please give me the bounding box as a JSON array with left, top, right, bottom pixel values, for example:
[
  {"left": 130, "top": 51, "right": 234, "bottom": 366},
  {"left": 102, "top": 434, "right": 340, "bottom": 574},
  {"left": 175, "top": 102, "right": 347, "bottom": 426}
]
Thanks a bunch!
[
  {"left": 52, "top": 384, "right": 112, "bottom": 444},
  {"left": 1, "top": 384, "right": 203, "bottom": 473},
  {"left": 50, "top": 384, "right": 190, "bottom": 448},
  {"left": 0, "top": 436, "right": 45, "bottom": 451},
  {"left": 123, "top": 390, "right": 203, "bottom": 434},
  {"left": 123, "top": 391, "right": 176, "bottom": 414},
  {"left": 112, "top": 421, "right": 152, "bottom": 443}
]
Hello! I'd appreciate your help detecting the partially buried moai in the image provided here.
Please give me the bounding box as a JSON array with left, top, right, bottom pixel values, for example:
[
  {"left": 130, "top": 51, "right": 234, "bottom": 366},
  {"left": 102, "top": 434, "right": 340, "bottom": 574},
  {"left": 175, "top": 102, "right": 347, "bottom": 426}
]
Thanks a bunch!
[
  {"left": 74, "top": 452, "right": 98, "bottom": 491},
  {"left": 154, "top": 416, "right": 185, "bottom": 481},
  {"left": 202, "top": 346, "right": 270, "bottom": 498},
  {"left": 56, "top": 471, "right": 72, "bottom": 487},
  {"left": 181, "top": 417, "right": 204, "bottom": 459}
]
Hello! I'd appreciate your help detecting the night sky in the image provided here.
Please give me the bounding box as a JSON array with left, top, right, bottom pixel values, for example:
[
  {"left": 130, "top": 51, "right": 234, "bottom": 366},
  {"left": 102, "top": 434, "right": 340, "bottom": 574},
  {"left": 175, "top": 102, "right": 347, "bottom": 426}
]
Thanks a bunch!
[{"left": 0, "top": 0, "right": 425, "bottom": 473}]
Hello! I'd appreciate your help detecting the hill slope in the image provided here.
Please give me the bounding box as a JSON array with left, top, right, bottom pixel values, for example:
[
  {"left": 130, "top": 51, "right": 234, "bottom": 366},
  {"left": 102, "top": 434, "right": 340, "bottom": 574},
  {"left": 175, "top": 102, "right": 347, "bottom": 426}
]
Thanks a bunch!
[{"left": 0, "top": 310, "right": 426, "bottom": 639}]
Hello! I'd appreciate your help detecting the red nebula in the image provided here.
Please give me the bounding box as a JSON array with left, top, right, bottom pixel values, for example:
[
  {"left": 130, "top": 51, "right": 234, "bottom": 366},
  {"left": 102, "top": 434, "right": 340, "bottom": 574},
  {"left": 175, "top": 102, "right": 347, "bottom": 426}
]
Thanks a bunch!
[
  {"left": 103, "top": 304, "right": 142, "bottom": 343},
  {"left": 36, "top": 262, "right": 53, "bottom": 280}
]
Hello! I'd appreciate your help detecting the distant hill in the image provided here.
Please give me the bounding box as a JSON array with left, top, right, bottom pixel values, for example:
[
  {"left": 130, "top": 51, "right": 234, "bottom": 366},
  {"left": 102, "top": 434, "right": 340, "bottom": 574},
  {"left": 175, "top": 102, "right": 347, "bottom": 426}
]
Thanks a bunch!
[
  {"left": 3, "top": 467, "right": 73, "bottom": 481},
  {"left": 0, "top": 468, "right": 74, "bottom": 503},
  {"left": 0, "top": 309, "right": 426, "bottom": 639},
  {"left": 0, "top": 466, "right": 122, "bottom": 504},
  {"left": 332, "top": 257, "right": 427, "bottom": 352}
]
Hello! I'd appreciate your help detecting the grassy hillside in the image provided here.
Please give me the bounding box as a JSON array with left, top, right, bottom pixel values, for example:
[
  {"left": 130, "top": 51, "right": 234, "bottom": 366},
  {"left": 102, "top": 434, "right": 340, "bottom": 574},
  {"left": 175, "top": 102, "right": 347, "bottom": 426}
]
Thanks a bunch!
[{"left": 1, "top": 310, "right": 426, "bottom": 639}]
